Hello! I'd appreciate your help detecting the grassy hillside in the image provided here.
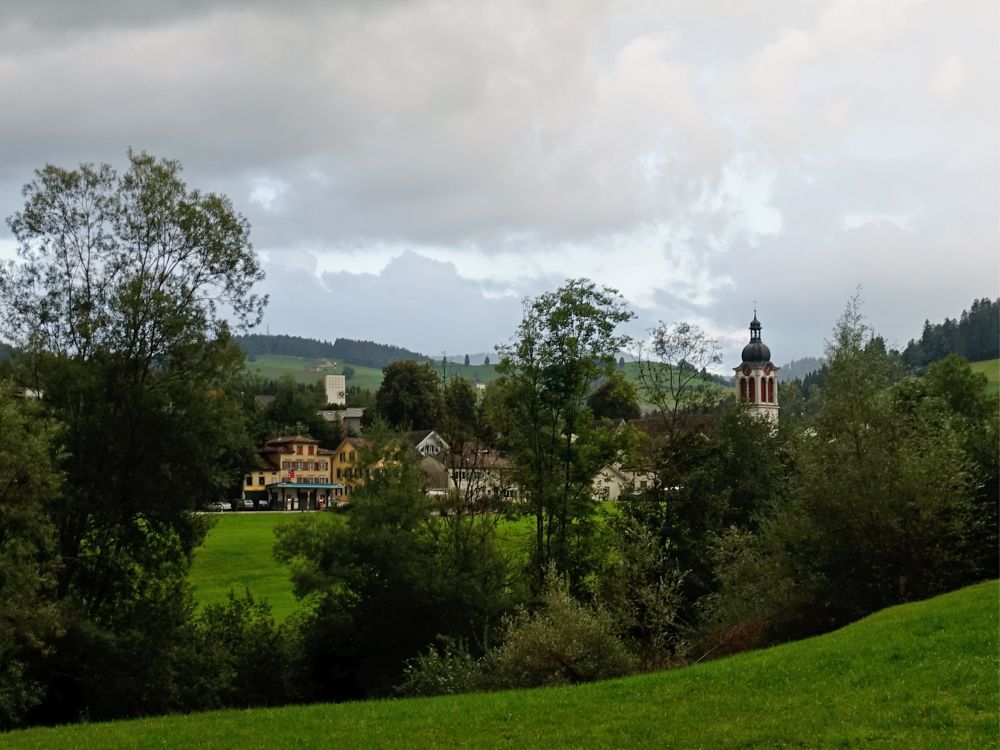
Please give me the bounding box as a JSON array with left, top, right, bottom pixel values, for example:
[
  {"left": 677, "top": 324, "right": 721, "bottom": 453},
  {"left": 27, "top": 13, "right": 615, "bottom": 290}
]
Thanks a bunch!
[
  {"left": 6, "top": 580, "right": 996, "bottom": 748},
  {"left": 244, "top": 354, "right": 501, "bottom": 392},
  {"left": 244, "top": 354, "right": 384, "bottom": 391},
  {"left": 970, "top": 358, "right": 999, "bottom": 396}
]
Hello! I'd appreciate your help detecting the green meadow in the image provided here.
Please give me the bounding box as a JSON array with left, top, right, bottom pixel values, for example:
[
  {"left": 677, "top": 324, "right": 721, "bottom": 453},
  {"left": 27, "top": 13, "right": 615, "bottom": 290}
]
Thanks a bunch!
[
  {"left": 7, "top": 580, "right": 996, "bottom": 748},
  {"left": 188, "top": 512, "right": 340, "bottom": 620}
]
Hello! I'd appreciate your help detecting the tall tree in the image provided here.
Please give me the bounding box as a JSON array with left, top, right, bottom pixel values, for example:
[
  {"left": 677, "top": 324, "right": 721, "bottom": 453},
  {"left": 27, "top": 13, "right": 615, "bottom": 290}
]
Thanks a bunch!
[
  {"left": 375, "top": 360, "right": 443, "bottom": 429},
  {"left": 492, "top": 279, "right": 634, "bottom": 590},
  {"left": 0, "top": 150, "right": 265, "bottom": 722}
]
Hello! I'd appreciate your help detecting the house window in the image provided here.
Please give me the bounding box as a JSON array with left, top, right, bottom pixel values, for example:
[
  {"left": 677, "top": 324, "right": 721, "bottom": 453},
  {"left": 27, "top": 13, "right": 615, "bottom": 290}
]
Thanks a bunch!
[
  {"left": 296, "top": 445, "right": 302, "bottom": 455},
  {"left": 336, "top": 468, "right": 341, "bottom": 479},
  {"left": 340, "top": 452, "right": 346, "bottom": 462},
  {"left": 309, "top": 445, "right": 315, "bottom": 456},
  {"left": 258, "top": 476, "right": 265, "bottom": 486},
  {"left": 244, "top": 475, "right": 251, "bottom": 486}
]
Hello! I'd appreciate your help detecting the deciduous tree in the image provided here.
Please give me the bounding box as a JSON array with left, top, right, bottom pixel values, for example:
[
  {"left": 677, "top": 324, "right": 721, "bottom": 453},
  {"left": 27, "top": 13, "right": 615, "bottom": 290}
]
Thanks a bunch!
[{"left": 492, "top": 279, "right": 634, "bottom": 590}]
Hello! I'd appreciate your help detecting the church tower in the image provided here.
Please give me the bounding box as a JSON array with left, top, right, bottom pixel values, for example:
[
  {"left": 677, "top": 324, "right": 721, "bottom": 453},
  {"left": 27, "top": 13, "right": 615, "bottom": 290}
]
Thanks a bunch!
[{"left": 734, "top": 311, "right": 779, "bottom": 424}]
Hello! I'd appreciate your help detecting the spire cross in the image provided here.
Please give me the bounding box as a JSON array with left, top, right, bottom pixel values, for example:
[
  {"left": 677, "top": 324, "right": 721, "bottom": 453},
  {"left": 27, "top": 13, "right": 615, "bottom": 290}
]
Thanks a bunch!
[{"left": 752, "top": 299, "right": 758, "bottom": 315}]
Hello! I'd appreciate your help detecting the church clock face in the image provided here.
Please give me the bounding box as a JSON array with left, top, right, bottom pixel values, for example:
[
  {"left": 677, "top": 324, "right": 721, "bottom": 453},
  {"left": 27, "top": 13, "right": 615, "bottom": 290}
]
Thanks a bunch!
[
  {"left": 763, "top": 363, "right": 772, "bottom": 375},
  {"left": 742, "top": 364, "right": 752, "bottom": 376}
]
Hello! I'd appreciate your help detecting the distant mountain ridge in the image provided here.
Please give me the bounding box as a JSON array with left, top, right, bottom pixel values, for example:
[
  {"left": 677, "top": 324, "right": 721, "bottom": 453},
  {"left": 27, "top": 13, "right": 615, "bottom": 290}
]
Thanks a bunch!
[{"left": 234, "top": 334, "right": 432, "bottom": 370}]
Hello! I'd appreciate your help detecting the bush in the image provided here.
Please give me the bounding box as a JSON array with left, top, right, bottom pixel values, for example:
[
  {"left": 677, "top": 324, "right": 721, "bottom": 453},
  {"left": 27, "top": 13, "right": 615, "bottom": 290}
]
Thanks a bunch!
[{"left": 482, "top": 569, "right": 635, "bottom": 689}]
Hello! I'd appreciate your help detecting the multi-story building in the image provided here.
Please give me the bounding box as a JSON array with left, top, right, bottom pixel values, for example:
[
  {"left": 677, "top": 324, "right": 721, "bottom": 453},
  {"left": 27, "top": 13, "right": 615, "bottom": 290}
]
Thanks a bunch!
[
  {"left": 324, "top": 374, "right": 347, "bottom": 407},
  {"left": 243, "top": 435, "right": 342, "bottom": 510},
  {"left": 330, "top": 436, "right": 370, "bottom": 496}
]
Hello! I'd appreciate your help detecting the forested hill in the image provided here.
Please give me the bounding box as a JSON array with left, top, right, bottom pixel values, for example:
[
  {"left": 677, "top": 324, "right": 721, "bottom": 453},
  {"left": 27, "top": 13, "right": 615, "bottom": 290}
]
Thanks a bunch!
[
  {"left": 234, "top": 334, "right": 431, "bottom": 369},
  {"left": 902, "top": 297, "right": 998, "bottom": 368}
]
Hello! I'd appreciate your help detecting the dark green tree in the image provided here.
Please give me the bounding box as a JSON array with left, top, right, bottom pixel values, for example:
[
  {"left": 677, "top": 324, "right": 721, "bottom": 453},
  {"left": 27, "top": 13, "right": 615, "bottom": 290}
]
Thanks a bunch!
[
  {"left": 0, "top": 150, "right": 266, "bottom": 723},
  {"left": 274, "top": 445, "right": 508, "bottom": 699},
  {"left": 464, "top": 353, "right": 471, "bottom": 366},
  {"left": 587, "top": 373, "right": 641, "bottom": 420},
  {"left": 0, "top": 387, "right": 64, "bottom": 728},
  {"left": 375, "top": 360, "right": 443, "bottom": 429},
  {"left": 492, "top": 279, "right": 634, "bottom": 590},
  {"left": 710, "top": 296, "right": 983, "bottom": 643}
]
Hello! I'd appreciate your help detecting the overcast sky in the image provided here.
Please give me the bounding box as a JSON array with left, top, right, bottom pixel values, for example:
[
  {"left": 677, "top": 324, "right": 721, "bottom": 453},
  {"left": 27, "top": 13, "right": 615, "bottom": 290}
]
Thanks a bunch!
[{"left": 1, "top": 0, "right": 997, "bottom": 367}]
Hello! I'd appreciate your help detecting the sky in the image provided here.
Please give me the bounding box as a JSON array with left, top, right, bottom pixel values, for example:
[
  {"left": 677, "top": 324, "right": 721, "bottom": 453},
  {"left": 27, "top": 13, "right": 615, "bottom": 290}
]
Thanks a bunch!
[{"left": 1, "top": 0, "right": 997, "bottom": 368}]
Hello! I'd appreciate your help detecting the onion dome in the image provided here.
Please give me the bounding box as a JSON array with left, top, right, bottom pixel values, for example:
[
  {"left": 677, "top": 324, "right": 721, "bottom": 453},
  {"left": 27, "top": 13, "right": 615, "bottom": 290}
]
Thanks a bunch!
[{"left": 741, "top": 313, "right": 771, "bottom": 364}]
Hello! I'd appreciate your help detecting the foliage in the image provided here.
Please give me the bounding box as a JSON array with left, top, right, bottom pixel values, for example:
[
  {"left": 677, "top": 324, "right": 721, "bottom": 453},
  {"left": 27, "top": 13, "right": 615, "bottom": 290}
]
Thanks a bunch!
[
  {"left": 493, "top": 279, "right": 634, "bottom": 590},
  {"left": 0, "top": 387, "right": 64, "bottom": 728},
  {"left": 3, "top": 582, "right": 998, "bottom": 748},
  {"left": 481, "top": 568, "right": 635, "bottom": 689},
  {"left": 255, "top": 375, "right": 342, "bottom": 446},
  {"left": 375, "top": 360, "right": 444, "bottom": 429},
  {"left": 274, "top": 453, "right": 509, "bottom": 699},
  {"left": 709, "top": 297, "right": 986, "bottom": 642},
  {"left": 902, "top": 297, "right": 999, "bottom": 367},
  {"left": 172, "top": 591, "right": 301, "bottom": 711},
  {"left": 636, "top": 322, "right": 727, "bottom": 445},
  {"left": 397, "top": 639, "right": 483, "bottom": 698},
  {"left": 597, "top": 513, "right": 687, "bottom": 669},
  {"left": 0, "top": 151, "right": 265, "bottom": 724},
  {"left": 586, "top": 372, "right": 641, "bottom": 420}
]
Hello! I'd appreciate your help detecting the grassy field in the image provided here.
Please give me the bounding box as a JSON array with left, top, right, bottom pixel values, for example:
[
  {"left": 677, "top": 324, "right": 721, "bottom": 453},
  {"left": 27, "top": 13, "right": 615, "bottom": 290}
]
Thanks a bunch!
[
  {"left": 189, "top": 511, "right": 538, "bottom": 621},
  {"left": 970, "top": 358, "right": 1000, "bottom": 396},
  {"left": 6, "top": 580, "right": 996, "bottom": 748},
  {"left": 188, "top": 512, "right": 340, "bottom": 620}
]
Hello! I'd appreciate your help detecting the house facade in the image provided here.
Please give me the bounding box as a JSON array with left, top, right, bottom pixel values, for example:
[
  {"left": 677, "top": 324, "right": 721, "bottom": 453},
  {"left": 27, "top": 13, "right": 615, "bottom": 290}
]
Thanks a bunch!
[{"left": 243, "top": 435, "right": 342, "bottom": 510}]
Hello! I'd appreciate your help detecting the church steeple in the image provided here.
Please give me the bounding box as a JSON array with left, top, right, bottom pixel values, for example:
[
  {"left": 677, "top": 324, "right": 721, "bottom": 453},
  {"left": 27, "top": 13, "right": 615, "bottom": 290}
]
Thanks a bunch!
[{"left": 734, "top": 311, "right": 779, "bottom": 424}]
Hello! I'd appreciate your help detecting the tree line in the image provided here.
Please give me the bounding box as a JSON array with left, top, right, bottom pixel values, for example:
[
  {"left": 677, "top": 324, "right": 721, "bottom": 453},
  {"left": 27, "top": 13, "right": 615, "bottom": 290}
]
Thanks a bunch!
[
  {"left": 901, "top": 297, "right": 999, "bottom": 368},
  {"left": 0, "top": 153, "right": 995, "bottom": 730}
]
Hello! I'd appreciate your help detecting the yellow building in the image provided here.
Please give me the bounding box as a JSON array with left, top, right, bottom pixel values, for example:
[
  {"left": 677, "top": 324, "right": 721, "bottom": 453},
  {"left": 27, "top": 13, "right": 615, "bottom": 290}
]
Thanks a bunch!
[
  {"left": 243, "top": 435, "right": 341, "bottom": 510},
  {"left": 330, "top": 437, "right": 371, "bottom": 497}
]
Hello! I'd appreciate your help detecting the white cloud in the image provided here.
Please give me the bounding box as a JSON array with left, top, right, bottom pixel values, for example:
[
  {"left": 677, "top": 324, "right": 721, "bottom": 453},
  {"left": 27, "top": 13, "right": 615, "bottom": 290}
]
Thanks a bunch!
[{"left": 929, "top": 56, "right": 966, "bottom": 100}]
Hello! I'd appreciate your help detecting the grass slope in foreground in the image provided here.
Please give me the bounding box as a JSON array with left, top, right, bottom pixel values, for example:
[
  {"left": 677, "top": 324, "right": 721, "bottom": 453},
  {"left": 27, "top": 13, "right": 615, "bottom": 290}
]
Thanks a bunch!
[{"left": 7, "top": 580, "right": 997, "bottom": 749}]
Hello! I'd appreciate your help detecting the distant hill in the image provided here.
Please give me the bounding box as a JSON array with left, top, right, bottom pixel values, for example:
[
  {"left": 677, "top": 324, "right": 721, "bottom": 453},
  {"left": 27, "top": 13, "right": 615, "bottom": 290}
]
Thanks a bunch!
[
  {"left": 778, "top": 356, "right": 825, "bottom": 382},
  {"left": 235, "top": 334, "right": 431, "bottom": 369}
]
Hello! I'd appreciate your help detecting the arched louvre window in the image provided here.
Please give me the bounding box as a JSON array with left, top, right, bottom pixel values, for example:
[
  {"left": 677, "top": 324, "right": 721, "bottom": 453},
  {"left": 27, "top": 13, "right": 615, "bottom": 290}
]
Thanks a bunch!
[
  {"left": 768, "top": 378, "right": 775, "bottom": 403},
  {"left": 748, "top": 378, "right": 755, "bottom": 402},
  {"left": 740, "top": 378, "right": 748, "bottom": 401}
]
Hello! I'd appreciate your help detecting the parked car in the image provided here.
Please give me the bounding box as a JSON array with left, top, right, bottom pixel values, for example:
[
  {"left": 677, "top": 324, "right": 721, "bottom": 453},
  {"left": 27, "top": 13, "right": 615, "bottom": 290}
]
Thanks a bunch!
[
  {"left": 206, "top": 500, "right": 231, "bottom": 512},
  {"left": 239, "top": 499, "right": 254, "bottom": 510},
  {"left": 257, "top": 499, "right": 270, "bottom": 510}
]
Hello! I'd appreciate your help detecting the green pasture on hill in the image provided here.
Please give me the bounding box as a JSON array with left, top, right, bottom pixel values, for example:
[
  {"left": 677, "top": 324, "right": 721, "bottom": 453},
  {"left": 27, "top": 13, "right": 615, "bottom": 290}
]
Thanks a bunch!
[
  {"left": 7, "top": 580, "right": 997, "bottom": 748},
  {"left": 188, "top": 511, "right": 538, "bottom": 621},
  {"left": 243, "top": 354, "right": 503, "bottom": 392},
  {"left": 969, "top": 358, "right": 1000, "bottom": 396},
  {"left": 244, "top": 354, "right": 385, "bottom": 391}
]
